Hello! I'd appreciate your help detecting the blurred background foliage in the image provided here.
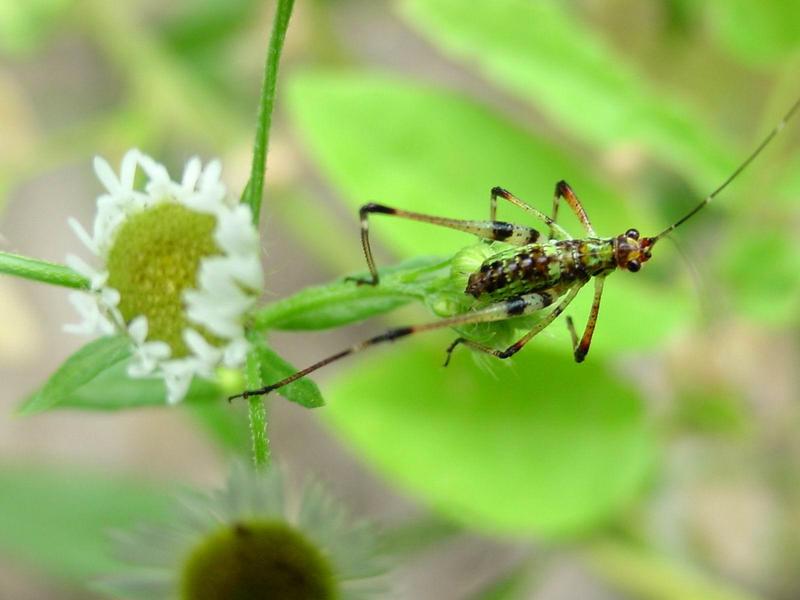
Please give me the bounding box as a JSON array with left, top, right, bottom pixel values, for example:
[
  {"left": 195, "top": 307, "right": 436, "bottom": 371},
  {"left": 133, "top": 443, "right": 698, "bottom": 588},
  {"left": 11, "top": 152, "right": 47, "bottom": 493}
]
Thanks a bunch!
[{"left": 0, "top": 0, "right": 798, "bottom": 598}]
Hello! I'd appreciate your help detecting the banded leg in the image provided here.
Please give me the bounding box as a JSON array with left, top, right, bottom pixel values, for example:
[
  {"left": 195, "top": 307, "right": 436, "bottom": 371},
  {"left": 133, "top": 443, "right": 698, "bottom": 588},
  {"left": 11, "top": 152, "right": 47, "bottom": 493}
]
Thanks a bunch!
[
  {"left": 566, "top": 275, "right": 605, "bottom": 363},
  {"left": 444, "top": 282, "right": 584, "bottom": 364},
  {"left": 352, "top": 202, "right": 542, "bottom": 285},
  {"left": 490, "top": 186, "right": 570, "bottom": 240},
  {"left": 552, "top": 180, "right": 596, "bottom": 238},
  {"left": 230, "top": 290, "right": 562, "bottom": 400}
]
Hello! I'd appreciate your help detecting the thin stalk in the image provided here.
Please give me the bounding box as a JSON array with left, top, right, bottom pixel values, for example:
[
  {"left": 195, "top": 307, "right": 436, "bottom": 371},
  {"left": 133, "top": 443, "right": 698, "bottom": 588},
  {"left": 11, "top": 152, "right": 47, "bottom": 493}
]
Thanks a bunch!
[
  {"left": 243, "top": 0, "right": 296, "bottom": 224},
  {"left": 0, "top": 252, "right": 89, "bottom": 290},
  {"left": 245, "top": 331, "right": 270, "bottom": 468}
]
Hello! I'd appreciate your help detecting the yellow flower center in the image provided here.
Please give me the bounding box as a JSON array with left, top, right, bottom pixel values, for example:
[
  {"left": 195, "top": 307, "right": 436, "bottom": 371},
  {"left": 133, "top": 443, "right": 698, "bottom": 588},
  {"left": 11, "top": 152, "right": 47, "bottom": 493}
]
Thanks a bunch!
[
  {"left": 106, "top": 202, "right": 220, "bottom": 357},
  {"left": 180, "top": 520, "right": 336, "bottom": 600}
]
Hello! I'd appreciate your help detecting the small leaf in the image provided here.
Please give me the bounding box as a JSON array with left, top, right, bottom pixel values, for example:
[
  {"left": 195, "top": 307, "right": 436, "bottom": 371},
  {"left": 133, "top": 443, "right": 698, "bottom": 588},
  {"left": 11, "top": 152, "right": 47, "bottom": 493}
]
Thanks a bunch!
[
  {"left": 325, "top": 339, "right": 655, "bottom": 538},
  {"left": 20, "top": 336, "right": 132, "bottom": 415},
  {"left": 252, "top": 256, "right": 448, "bottom": 331},
  {"left": 0, "top": 465, "right": 170, "bottom": 581},
  {"left": 252, "top": 338, "right": 324, "bottom": 408},
  {"left": 19, "top": 338, "right": 223, "bottom": 413},
  {"left": 37, "top": 360, "right": 221, "bottom": 410}
]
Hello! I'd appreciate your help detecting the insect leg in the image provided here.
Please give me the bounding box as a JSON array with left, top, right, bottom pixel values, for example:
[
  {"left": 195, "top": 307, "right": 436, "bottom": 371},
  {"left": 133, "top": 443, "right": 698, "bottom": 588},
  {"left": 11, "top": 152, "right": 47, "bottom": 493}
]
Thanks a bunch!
[
  {"left": 351, "top": 202, "right": 542, "bottom": 285},
  {"left": 565, "top": 276, "right": 605, "bottom": 362},
  {"left": 551, "top": 180, "right": 596, "bottom": 238},
  {"left": 444, "top": 282, "right": 584, "bottom": 363},
  {"left": 230, "top": 291, "right": 561, "bottom": 400},
  {"left": 490, "top": 187, "right": 571, "bottom": 239}
]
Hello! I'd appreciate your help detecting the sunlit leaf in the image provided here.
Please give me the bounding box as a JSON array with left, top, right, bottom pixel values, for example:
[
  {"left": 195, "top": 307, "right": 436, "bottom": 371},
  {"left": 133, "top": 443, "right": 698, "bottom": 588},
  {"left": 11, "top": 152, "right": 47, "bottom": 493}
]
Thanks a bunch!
[
  {"left": 325, "top": 339, "right": 656, "bottom": 538},
  {"left": 252, "top": 256, "right": 448, "bottom": 331},
  {"left": 288, "top": 70, "right": 654, "bottom": 260},
  {"left": 399, "top": 0, "right": 735, "bottom": 189}
]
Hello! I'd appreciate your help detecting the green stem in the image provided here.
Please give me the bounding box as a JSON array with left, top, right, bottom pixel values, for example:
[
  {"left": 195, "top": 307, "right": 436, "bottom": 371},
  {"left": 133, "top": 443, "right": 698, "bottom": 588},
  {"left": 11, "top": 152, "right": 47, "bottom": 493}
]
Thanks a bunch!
[
  {"left": 245, "top": 332, "right": 270, "bottom": 469},
  {"left": 0, "top": 252, "right": 89, "bottom": 290},
  {"left": 244, "top": 0, "right": 296, "bottom": 224}
]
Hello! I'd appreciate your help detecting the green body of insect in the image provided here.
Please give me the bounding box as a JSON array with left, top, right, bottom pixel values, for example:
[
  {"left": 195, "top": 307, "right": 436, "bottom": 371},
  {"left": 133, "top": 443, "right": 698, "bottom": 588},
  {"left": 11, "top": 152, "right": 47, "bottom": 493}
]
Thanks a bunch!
[
  {"left": 231, "top": 98, "right": 800, "bottom": 401},
  {"left": 466, "top": 236, "right": 627, "bottom": 300}
]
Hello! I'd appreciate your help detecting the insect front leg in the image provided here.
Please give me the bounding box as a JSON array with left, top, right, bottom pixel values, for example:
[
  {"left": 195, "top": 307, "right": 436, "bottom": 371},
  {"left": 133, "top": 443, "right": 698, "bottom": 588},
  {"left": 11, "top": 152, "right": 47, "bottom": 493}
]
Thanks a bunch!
[
  {"left": 230, "top": 291, "right": 564, "bottom": 401},
  {"left": 348, "top": 202, "right": 543, "bottom": 285},
  {"left": 566, "top": 276, "right": 605, "bottom": 362},
  {"left": 490, "top": 186, "right": 570, "bottom": 239},
  {"left": 444, "top": 282, "right": 584, "bottom": 364},
  {"left": 551, "top": 180, "right": 596, "bottom": 239}
]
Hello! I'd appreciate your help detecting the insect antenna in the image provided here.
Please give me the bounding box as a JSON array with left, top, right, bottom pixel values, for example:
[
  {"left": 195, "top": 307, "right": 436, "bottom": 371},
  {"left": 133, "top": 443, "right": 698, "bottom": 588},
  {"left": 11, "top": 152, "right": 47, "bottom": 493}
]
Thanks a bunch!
[{"left": 653, "top": 96, "right": 800, "bottom": 242}]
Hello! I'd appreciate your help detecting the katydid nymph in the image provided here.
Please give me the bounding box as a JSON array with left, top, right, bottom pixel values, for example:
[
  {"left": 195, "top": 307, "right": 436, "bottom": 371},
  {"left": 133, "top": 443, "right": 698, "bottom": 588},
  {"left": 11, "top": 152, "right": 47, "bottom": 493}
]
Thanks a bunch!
[{"left": 232, "top": 98, "right": 800, "bottom": 401}]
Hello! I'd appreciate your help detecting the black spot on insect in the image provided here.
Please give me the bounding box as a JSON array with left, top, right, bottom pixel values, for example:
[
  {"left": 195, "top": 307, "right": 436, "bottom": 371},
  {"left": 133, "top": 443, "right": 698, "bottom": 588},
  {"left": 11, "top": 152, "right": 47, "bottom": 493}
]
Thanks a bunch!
[
  {"left": 506, "top": 297, "right": 527, "bottom": 316},
  {"left": 492, "top": 221, "right": 515, "bottom": 240},
  {"left": 361, "top": 203, "right": 396, "bottom": 215}
]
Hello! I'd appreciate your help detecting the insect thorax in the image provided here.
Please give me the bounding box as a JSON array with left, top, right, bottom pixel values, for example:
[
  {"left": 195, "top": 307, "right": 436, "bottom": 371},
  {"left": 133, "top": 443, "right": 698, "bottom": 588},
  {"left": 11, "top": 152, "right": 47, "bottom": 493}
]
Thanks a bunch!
[{"left": 465, "top": 238, "right": 616, "bottom": 299}]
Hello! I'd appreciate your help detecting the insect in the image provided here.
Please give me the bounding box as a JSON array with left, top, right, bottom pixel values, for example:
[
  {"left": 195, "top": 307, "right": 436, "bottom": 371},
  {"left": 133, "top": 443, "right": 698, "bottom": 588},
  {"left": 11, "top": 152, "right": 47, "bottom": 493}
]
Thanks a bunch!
[{"left": 231, "top": 97, "right": 800, "bottom": 401}]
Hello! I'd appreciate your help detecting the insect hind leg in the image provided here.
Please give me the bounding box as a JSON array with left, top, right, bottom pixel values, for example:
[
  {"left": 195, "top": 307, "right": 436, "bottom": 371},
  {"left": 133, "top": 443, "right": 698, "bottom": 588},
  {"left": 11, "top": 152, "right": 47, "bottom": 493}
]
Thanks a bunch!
[{"left": 231, "top": 291, "right": 563, "bottom": 401}]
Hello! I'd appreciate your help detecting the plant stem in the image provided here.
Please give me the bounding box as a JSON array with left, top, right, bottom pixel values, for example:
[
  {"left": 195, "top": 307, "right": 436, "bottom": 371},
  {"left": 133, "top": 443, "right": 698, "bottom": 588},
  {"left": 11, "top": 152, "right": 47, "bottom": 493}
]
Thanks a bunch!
[
  {"left": 0, "top": 252, "right": 89, "bottom": 289},
  {"left": 245, "top": 332, "right": 270, "bottom": 469},
  {"left": 244, "top": 0, "right": 296, "bottom": 224}
]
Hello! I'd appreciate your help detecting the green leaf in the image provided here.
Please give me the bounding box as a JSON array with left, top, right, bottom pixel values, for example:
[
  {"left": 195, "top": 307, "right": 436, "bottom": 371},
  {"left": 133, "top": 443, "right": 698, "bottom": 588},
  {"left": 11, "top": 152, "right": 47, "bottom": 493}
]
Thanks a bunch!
[
  {"left": 399, "top": 0, "right": 735, "bottom": 189},
  {"left": 20, "top": 336, "right": 132, "bottom": 415},
  {"left": 37, "top": 360, "right": 221, "bottom": 410},
  {"left": 288, "top": 71, "right": 654, "bottom": 259},
  {"left": 19, "top": 337, "right": 222, "bottom": 413},
  {"left": 0, "top": 465, "right": 170, "bottom": 581},
  {"left": 325, "top": 339, "right": 656, "bottom": 538},
  {"left": 252, "top": 256, "right": 448, "bottom": 331},
  {"left": 253, "top": 338, "right": 324, "bottom": 408}
]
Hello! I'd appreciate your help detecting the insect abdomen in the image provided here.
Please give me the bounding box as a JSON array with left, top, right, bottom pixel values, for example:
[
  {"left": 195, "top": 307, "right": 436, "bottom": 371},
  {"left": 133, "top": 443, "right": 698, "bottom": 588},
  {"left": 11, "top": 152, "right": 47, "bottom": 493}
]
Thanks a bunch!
[{"left": 465, "top": 239, "right": 615, "bottom": 299}]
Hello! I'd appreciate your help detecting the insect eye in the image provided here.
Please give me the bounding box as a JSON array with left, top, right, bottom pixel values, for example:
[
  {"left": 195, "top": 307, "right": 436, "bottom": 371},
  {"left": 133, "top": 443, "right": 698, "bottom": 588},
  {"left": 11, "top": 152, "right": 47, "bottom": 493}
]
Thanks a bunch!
[
  {"left": 625, "top": 228, "right": 640, "bottom": 240},
  {"left": 627, "top": 260, "right": 641, "bottom": 273}
]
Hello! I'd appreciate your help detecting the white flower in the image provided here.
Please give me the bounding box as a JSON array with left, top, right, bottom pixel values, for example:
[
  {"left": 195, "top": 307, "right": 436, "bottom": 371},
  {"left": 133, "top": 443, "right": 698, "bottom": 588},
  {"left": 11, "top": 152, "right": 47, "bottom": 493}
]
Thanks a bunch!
[{"left": 66, "top": 149, "right": 263, "bottom": 404}]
